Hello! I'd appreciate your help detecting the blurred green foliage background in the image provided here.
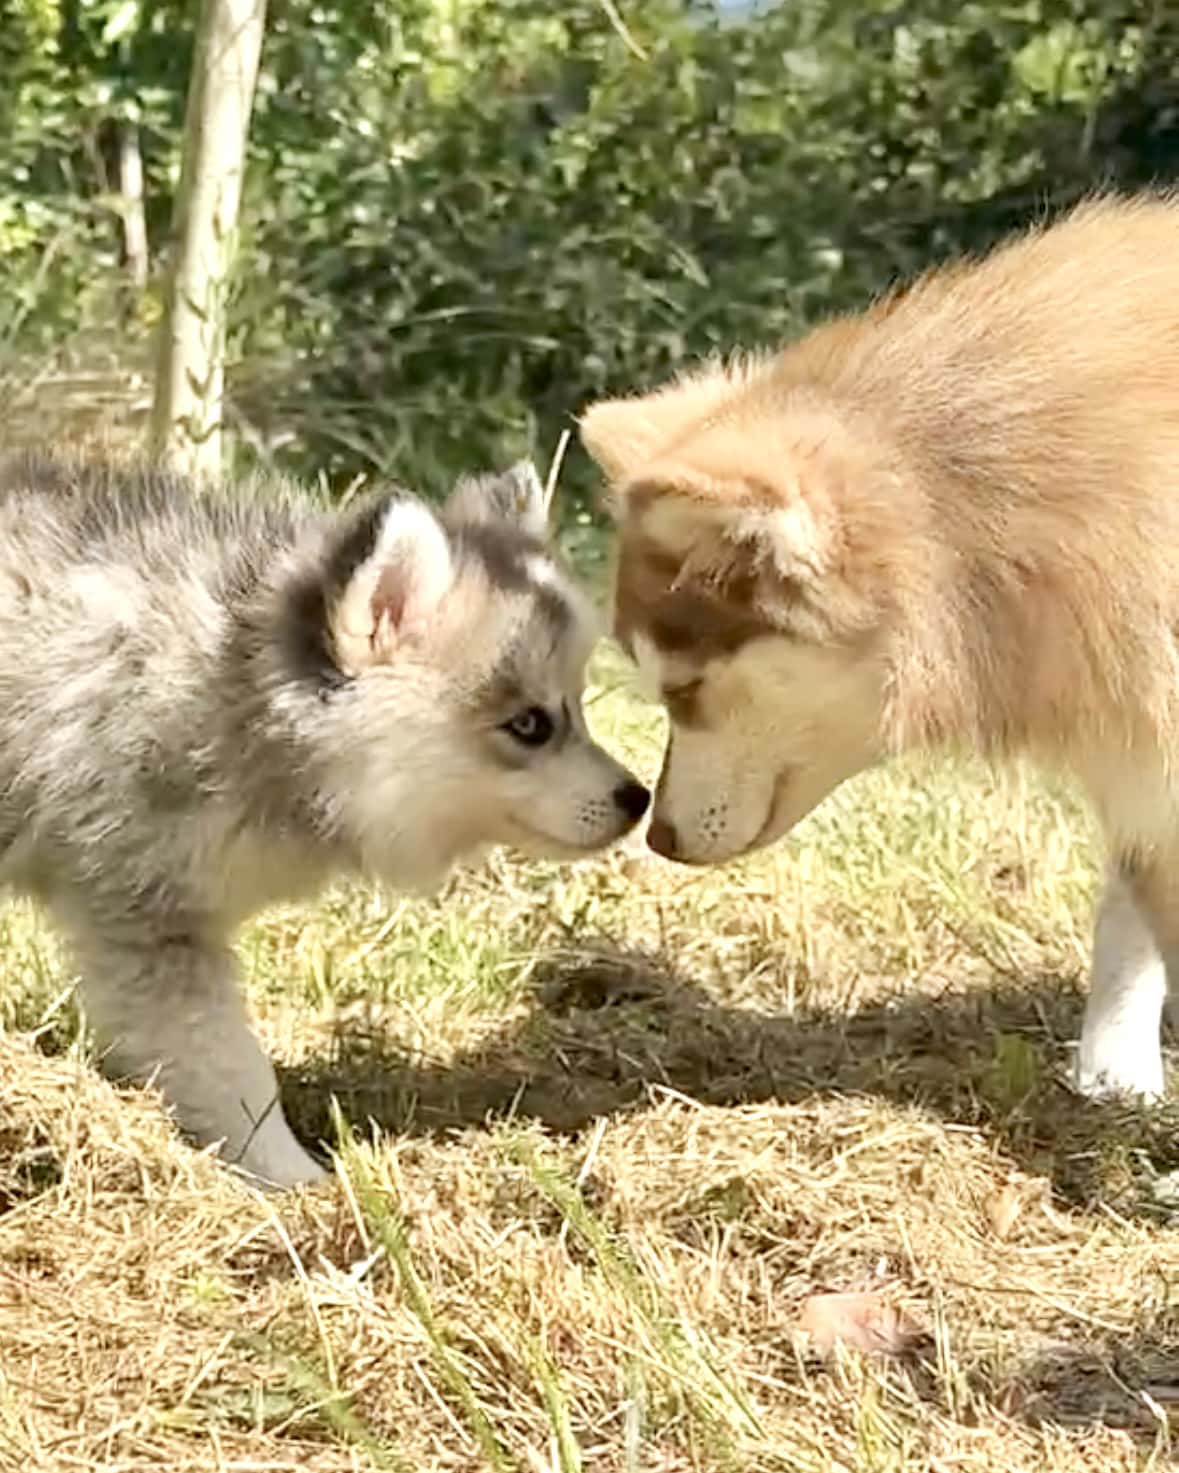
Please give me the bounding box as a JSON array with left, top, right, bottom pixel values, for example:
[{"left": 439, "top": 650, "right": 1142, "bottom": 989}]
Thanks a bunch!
[{"left": 2, "top": 0, "right": 1176, "bottom": 537}]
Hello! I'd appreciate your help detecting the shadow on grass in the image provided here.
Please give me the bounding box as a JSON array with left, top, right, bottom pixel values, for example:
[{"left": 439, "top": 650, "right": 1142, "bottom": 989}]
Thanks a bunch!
[
  {"left": 281, "top": 941, "right": 1179, "bottom": 1447},
  {"left": 285, "top": 942, "right": 1179, "bottom": 1218},
  {"left": 1001, "top": 1330, "right": 1178, "bottom": 1445}
]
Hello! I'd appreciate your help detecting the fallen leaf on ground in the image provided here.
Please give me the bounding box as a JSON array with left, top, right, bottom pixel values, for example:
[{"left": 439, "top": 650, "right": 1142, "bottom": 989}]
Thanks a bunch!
[
  {"left": 986, "top": 1182, "right": 1026, "bottom": 1240},
  {"left": 796, "top": 1290, "right": 924, "bottom": 1356}
]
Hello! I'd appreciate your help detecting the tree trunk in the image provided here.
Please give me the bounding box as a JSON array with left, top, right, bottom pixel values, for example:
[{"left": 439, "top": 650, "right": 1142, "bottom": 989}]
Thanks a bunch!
[
  {"left": 149, "top": 0, "right": 267, "bottom": 477},
  {"left": 117, "top": 121, "right": 149, "bottom": 290}
]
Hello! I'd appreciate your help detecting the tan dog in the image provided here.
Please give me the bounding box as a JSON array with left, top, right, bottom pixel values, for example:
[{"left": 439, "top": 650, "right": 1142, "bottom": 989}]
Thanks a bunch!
[{"left": 581, "top": 192, "right": 1179, "bottom": 1102}]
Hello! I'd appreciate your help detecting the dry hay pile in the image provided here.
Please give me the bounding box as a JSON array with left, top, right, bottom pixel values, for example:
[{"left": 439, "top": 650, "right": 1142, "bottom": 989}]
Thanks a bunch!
[{"left": 1, "top": 1026, "right": 1177, "bottom": 1473}]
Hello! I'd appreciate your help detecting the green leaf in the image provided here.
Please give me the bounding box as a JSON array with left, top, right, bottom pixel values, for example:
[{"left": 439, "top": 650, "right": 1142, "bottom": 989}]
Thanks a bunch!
[{"left": 101, "top": 0, "right": 141, "bottom": 47}]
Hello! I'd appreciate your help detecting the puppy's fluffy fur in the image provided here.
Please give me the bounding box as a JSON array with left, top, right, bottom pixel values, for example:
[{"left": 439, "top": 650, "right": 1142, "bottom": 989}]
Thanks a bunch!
[{"left": 0, "top": 456, "right": 647, "bottom": 1187}]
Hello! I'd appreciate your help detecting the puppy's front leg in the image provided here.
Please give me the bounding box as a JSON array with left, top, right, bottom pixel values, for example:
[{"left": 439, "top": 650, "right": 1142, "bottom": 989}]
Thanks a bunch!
[{"left": 67, "top": 929, "right": 326, "bottom": 1190}]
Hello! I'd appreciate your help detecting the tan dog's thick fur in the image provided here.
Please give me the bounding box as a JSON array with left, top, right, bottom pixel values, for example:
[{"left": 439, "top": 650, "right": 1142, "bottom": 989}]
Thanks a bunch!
[{"left": 582, "top": 193, "right": 1179, "bottom": 1100}]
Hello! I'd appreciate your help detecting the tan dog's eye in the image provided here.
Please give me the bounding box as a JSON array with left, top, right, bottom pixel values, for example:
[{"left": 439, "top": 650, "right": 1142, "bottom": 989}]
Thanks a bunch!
[{"left": 662, "top": 680, "right": 703, "bottom": 723}]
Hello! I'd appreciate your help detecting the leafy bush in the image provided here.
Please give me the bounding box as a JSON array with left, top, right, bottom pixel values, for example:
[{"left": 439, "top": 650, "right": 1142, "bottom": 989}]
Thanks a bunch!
[{"left": 3, "top": 0, "right": 1177, "bottom": 519}]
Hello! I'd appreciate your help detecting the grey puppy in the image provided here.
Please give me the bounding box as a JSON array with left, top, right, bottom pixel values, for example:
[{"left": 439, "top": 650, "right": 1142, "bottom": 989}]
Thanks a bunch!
[{"left": 0, "top": 454, "right": 649, "bottom": 1188}]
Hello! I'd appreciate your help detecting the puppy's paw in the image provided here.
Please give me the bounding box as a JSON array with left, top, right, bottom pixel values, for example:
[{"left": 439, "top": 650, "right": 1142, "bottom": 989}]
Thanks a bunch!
[
  {"left": 232, "top": 1147, "right": 330, "bottom": 1193},
  {"left": 228, "top": 1122, "right": 331, "bottom": 1192}
]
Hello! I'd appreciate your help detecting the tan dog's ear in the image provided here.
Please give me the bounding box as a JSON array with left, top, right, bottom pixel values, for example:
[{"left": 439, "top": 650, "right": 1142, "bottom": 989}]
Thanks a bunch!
[
  {"left": 579, "top": 397, "right": 668, "bottom": 483},
  {"left": 614, "top": 404, "right": 882, "bottom": 640},
  {"left": 639, "top": 483, "right": 832, "bottom": 594},
  {"left": 626, "top": 412, "right": 843, "bottom": 597},
  {"left": 579, "top": 364, "right": 746, "bottom": 483}
]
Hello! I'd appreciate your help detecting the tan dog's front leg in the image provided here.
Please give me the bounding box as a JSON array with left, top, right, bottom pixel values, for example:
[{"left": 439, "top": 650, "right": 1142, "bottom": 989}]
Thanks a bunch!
[{"left": 1077, "top": 864, "right": 1168, "bottom": 1100}]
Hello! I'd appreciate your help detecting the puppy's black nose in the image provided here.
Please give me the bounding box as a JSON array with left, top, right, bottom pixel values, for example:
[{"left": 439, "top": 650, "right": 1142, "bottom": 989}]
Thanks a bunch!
[{"left": 613, "top": 781, "right": 650, "bottom": 822}]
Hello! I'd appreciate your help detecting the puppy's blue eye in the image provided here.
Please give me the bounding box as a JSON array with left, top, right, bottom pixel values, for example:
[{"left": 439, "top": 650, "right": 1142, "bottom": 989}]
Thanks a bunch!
[{"left": 504, "top": 706, "right": 553, "bottom": 746}]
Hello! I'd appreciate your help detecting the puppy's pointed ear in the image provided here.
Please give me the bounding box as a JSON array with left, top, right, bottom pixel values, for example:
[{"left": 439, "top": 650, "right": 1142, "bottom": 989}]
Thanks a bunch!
[
  {"left": 445, "top": 460, "right": 547, "bottom": 539},
  {"left": 580, "top": 364, "right": 746, "bottom": 484},
  {"left": 329, "top": 498, "right": 452, "bottom": 671}
]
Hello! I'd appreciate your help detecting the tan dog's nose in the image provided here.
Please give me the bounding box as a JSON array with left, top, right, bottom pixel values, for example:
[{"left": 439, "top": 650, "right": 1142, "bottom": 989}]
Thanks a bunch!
[{"left": 647, "top": 815, "right": 679, "bottom": 858}]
